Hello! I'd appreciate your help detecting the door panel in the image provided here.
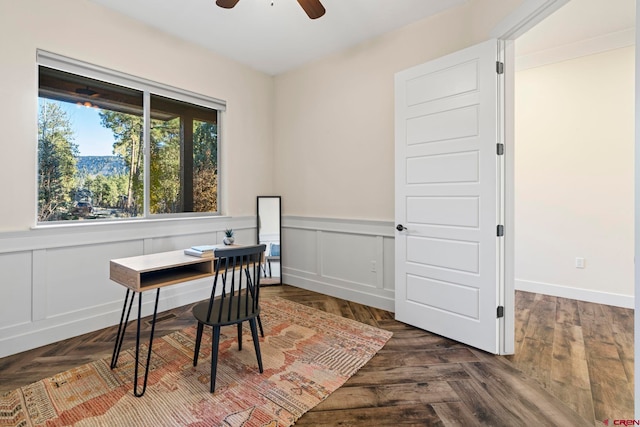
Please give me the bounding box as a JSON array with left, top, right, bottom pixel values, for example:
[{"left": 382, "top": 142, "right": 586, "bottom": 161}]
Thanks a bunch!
[
  {"left": 406, "top": 151, "right": 479, "bottom": 183},
  {"left": 406, "top": 197, "right": 479, "bottom": 227},
  {"left": 405, "top": 60, "right": 479, "bottom": 105},
  {"left": 395, "top": 39, "right": 503, "bottom": 354},
  {"left": 406, "top": 275, "right": 479, "bottom": 319},
  {"left": 407, "top": 236, "right": 479, "bottom": 273}
]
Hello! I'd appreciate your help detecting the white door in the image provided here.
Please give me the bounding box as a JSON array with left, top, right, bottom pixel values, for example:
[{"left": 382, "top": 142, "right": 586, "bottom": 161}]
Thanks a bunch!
[{"left": 394, "top": 39, "right": 505, "bottom": 354}]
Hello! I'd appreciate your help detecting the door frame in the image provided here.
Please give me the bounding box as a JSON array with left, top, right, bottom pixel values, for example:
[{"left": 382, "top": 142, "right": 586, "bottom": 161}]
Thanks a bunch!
[
  {"left": 490, "top": 0, "right": 639, "bottom": 415},
  {"left": 489, "top": 0, "right": 569, "bottom": 356}
]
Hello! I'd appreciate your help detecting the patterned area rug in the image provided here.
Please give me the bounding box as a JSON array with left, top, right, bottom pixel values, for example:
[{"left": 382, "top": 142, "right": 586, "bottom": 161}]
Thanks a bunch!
[{"left": 1, "top": 297, "right": 392, "bottom": 427}]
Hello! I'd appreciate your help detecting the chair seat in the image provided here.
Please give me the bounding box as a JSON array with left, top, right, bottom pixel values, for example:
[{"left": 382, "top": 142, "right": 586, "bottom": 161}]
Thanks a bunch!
[{"left": 193, "top": 297, "right": 260, "bottom": 327}]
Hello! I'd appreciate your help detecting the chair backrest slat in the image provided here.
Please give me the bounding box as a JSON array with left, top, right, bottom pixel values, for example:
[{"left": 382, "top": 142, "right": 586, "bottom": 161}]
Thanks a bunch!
[{"left": 205, "top": 244, "right": 266, "bottom": 325}]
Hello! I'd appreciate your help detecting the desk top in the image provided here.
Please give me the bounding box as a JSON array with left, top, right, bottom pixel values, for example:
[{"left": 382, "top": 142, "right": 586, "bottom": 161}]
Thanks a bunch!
[
  {"left": 110, "top": 250, "right": 215, "bottom": 291},
  {"left": 111, "top": 250, "right": 213, "bottom": 272}
]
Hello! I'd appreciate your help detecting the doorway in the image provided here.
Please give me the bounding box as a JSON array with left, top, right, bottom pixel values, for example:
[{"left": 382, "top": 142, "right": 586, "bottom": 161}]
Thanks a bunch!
[{"left": 496, "top": 0, "right": 637, "bottom": 418}]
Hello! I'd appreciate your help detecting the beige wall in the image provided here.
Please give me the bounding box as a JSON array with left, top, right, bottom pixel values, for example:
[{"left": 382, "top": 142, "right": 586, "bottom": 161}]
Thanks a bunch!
[
  {"left": 0, "top": 0, "right": 274, "bottom": 232},
  {"left": 0, "top": 0, "right": 524, "bottom": 228},
  {"left": 273, "top": 0, "right": 522, "bottom": 220},
  {"left": 515, "top": 46, "right": 635, "bottom": 298}
]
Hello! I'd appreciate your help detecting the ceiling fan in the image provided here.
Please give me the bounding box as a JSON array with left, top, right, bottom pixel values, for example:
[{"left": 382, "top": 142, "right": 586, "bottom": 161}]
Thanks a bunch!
[{"left": 215, "top": 0, "right": 326, "bottom": 20}]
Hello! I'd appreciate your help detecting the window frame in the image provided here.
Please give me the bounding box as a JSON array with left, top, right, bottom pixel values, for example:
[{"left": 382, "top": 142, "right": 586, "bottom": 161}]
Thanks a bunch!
[{"left": 36, "top": 50, "right": 225, "bottom": 224}]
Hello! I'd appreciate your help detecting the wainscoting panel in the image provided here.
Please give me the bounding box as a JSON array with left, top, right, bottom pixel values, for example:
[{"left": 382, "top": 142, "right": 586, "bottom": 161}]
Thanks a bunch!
[
  {"left": 45, "top": 241, "right": 141, "bottom": 319},
  {"left": 320, "top": 232, "right": 378, "bottom": 288},
  {"left": 383, "top": 237, "right": 395, "bottom": 292},
  {"left": 282, "top": 217, "right": 395, "bottom": 311},
  {"left": 283, "top": 228, "right": 318, "bottom": 276},
  {"left": 0, "top": 251, "right": 32, "bottom": 330},
  {"left": 0, "top": 216, "right": 254, "bottom": 358}
]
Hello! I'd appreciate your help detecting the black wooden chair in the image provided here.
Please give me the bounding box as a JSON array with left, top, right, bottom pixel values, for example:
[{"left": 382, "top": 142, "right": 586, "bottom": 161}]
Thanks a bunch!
[{"left": 192, "top": 244, "right": 267, "bottom": 392}]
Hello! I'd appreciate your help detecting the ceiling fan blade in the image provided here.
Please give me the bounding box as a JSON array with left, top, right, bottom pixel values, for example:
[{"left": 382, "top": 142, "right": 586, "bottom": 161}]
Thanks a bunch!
[
  {"left": 297, "top": 0, "right": 325, "bottom": 19},
  {"left": 216, "top": 0, "right": 240, "bottom": 9}
]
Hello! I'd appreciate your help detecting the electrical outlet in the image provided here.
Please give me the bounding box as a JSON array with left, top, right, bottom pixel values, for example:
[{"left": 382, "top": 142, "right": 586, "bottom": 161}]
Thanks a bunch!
[
  {"left": 370, "top": 261, "right": 377, "bottom": 273},
  {"left": 575, "top": 257, "right": 585, "bottom": 269}
]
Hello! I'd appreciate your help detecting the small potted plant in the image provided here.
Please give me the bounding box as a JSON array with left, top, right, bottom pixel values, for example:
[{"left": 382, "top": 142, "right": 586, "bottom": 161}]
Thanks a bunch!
[{"left": 223, "top": 228, "right": 235, "bottom": 245}]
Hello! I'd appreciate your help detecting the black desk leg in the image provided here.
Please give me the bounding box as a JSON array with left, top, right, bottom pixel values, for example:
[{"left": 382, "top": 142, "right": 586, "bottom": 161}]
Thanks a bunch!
[
  {"left": 111, "top": 289, "right": 135, "bottom": 369},
  {"left": 110, "top": 288, "right": 161, "bottom": 398},
  {"left": 133, "top": 288, "right": 160, "bottom": 397}
]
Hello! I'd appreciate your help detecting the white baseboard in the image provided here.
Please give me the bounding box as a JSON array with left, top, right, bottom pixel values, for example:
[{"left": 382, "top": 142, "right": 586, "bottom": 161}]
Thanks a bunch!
[
  {"left": 283, "top": 272, "right": 394, "bottom": 312},
  {"left": 515, "top": 279, "right": 634, "bottom": 309}
]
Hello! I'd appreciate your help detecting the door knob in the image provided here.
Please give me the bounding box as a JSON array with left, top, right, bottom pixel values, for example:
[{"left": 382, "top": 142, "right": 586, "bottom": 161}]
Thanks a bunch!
[{"left": 396, "top": 224, "right": 407, "bottom": 231}]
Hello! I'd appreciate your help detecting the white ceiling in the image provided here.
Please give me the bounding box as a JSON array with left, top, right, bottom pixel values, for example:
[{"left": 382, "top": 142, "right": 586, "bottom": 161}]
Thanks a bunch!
[
  {"left": 88, "top": 0, "right": 635, "bottom": 75},
  {"left": 88, "top": 0, "right": 467, "bottom": 75}
]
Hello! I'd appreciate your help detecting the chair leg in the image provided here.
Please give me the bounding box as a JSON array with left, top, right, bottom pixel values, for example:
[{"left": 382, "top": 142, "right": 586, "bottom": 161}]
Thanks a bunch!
[
  {"left": 257, "top": 315, "right": 264, "bottom": 337},
  {"left": 249, "top": 318, "right": 264, "bottom": 373},
  {"left": 210, "top": 326, "right": 221, "bottom": 393},
  {"left": 237, "top": 323, "right": 243, "bottom": 351},
  {"left": 193, "top": 322, "right": 204, "bottom": 367}
]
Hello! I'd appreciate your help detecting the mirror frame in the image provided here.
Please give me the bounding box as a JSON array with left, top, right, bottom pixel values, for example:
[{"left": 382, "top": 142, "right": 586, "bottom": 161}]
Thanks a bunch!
[{"left": 256, "top": 196, "right": 282, "bottom": 285}]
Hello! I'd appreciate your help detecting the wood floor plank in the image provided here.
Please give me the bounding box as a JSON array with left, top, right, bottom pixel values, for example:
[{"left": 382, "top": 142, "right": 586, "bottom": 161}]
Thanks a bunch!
[
  {"left": 551, "top": 324, "right": 590, "bottom": 389},
  {"left": 313, "top": 382, "right": 459, "bottom": 411},
  {"left": 549, "top": 323, "right": 595, "bottom": 421},
  {"left": 367, "top": 347, "right": 479, "bottom": 367},
  {"left": 510, "top": 336, "right": 554, "bottom": 387},
  {"left": 294, "top": 404, "right": 445, "bottom": 426},
  {"left": 345, "top": 363, "right": 471, "bottom": 387},
  {"left": 607, "top": 305, "right": 635, "bottom": 386},
  {"left": 524, "top": 295, "right": 556, "bottom": 344},
  {"left": 431, "top": 401, "right": 484, "bottom": 427},
  {"left": 579, "top": 301, "right": 617, "bottom": 344},
  {"left": 549, "top": 378, "right": 596, "bottom": 424},
  {"left": 555, "top": 296, "right": 581, "bottom": 325}
]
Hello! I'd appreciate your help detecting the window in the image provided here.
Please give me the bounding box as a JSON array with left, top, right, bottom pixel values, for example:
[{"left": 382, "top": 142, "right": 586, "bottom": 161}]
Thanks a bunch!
[{"left": 36, "top": 52, "right": 224, "bottom": 223}]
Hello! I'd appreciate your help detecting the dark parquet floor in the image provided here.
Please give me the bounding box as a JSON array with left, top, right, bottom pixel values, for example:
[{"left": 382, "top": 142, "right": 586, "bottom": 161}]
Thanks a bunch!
[{"left": 0, "top": 285, "right": 633, "bottom": 426}]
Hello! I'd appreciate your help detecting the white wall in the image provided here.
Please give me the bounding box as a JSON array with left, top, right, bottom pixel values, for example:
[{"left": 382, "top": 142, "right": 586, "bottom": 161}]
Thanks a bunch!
[
  {"left": 515, "top": 46, "right": 635, "bottom": 306},
  {"left": 0, "top": 0, "right": 273, "bottom": 356},
  {"left": 0, "top": 0, "right": 274, "bottom": 232}
]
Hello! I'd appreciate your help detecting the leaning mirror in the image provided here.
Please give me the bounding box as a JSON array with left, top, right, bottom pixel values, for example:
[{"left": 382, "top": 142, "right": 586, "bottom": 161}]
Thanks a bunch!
[{"left": 257, "top": 196, "right": 281, "bottom": 285}]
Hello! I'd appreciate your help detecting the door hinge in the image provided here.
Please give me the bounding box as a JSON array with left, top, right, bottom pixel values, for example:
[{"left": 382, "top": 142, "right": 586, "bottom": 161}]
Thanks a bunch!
[
  {"left": 497, "top": 225, "right": 504, "bottom": 237},
  {"left": 497, "top": 143, "right": 504, "bottom": 155},
  {"left": 497, "top": 306, "right": 504, "bottom": 318},
  {"left": 496, "top": 61, "right": 504, "bottom": 74}
]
